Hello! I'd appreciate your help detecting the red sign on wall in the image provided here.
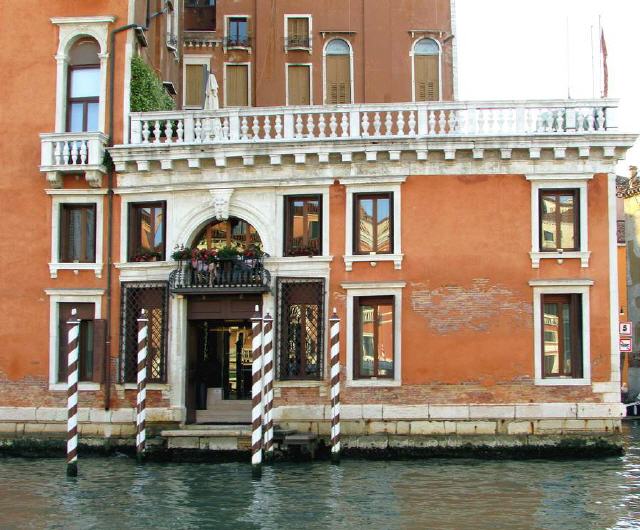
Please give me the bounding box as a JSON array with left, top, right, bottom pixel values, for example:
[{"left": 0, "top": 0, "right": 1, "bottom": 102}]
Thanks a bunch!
[{"left": 620, "top": 338, "right": 633, "bottom": 352}]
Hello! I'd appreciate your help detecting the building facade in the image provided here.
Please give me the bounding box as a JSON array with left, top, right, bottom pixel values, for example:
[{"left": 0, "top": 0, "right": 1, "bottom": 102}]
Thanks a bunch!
[{"left": 0, "top": 0, "right": 636, "bottom": 452}]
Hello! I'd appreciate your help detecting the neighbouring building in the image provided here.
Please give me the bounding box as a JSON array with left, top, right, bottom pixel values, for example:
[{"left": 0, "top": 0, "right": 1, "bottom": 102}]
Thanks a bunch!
[{"left": 0, "top": 0, "right": 636, "bottom": 454}]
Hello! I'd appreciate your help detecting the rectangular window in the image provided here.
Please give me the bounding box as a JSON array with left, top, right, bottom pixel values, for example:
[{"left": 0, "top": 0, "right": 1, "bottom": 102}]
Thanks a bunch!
[
  {"left": 227, "top": 17, "right": 249, "bottom": 47},
  {"left": 354, "top": 193, "right": 393, "bottom": 254},
  {"left": 185, "top": 63, "right": 207, "bottom": 108},
  {"left": 539, "top": 190, "right": 579, "bottom": 252},
  {"left": 284, "top": 195, "right": 322, "bottom": 256},
  {"left": 287, "top": 65, "right": 311, "bottom": 105},
  {"left": 354, "top": 296, "right": 394, "bottom": 379},
  {"left": 57, "top": 303, "right": 106, "bottom": 383},
  {"left": 120, "top": 283, "right": 169, "bottom": 384},
  {"left": 128, "top": 202, "right": 166, "bottom": 262},
  {"left": 60, "top": 204, "right": 96, "bottom": 263},
  {"left": 225, "top": 64, "right": 249, "bottom": 107},
  {"left": 542, "top": 294, "right": 583, "bottom": 378},
  {"left": 67, "top": 66, "right": 100, "bottom": 132},
  {"left": 277, "top": 279, "right": 324, "bottom": 380},
  {"left": 286, "top": 17, "right": 310, "bottom": 48}
]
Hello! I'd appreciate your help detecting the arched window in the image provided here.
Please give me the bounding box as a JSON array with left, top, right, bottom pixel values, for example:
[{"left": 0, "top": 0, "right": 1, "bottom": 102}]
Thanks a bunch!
[
  {"left": 413, "top": 38, "right": 440, "bottom": 102},
  {"left": 67, "top": 38, "right": 100, "bottom": 132},
  {"left": 324, "top": 38, "right": 352, "bottom": 104},
  {"left": 193, "top": 217, "right": 262, "bottom": 252}
]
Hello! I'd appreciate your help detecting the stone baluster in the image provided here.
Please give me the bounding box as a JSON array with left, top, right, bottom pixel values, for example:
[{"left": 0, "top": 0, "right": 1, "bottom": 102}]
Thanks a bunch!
[
  {"left": 194, "top": 118, "right": 203, "bottom": 143},
  {"left": 554, "top": 109, "right": 564, "bottom": 133},
  {"left": 318, "top": 114, "right": 326, "bottom": 138},
  {"left": 306, "top": 114, "right": 315, "bottom": 138},
  {"left": 62, "top": 141, "right": 70, "bottom": 165},
  {"left": 70, "top": 141, "right": 78, "bottom": 165},
  {"left": 456, "top": 110, "right": 466, "bottom": 134},
  {"left": 361, "top": 112, "right": 370, "bottom": 137},
  {"left": 396, "top": 111, "right": 405, "bottom": 135},
  {"left": 222, "top": 118, "right": 230, "bottom": 140},
  {"left": 448, "top": 111, "right": 457, "bottom": 134},
  {"left": 329, "top": 113, "right": 338, "bottom": 137},
  {"left": 164, "top": 120, "right": 173, "bottom": 143},
  {"left": 54, "top": 141, "right": 62, "bottom": 166},
  {"left": 385, "top": 112, "right": 393, "bottom": 136},
  {"left": 597, "top": 108, "right": 606, "bottom": 131},
  {"left": 505, "top": 109, "right": 515, "bottom": 133},
  {"left": 496, "top": 109, "right": 505, "bottom": 133},
  {"left": 428, "top": 111, "right": 436, "bottom": 135},
  {"left": 408, "top": 111, "right": 416, "bottom": 136},
  {"left": 586, "top": 111, "right": 595, "bottom": 132},
  {"left": 486, "top": 109, "right": 495, "bottom": 134},
  {"left": 576, "top": 109, "right": 584, "bottom": 132},
  {"left": 263, "top": 115, "right": 272, "bottom": 139},
  {"left": 142, "top": 120, "right": 150, "bottom": 143},
  {"left": 203, "top": 118, "right": 213, "bottom": 142},
  {"left": 79, "top": 140, "right": 87, "bottom": 164},
  {"left": 153, "top": 120, "right": 161, "bottom": 143},
  {"left": 340, "top": 113, "right": 349, "bottom": 137},
  {"left": 241, "top": 117, "right": 249, "bottom": 140},
  {"left": 274, "top": 115, "right": 283, "bottom": 139},
  {"left": 373, "top": 112, "right": 381, "bottom": 136},
  {"left": 437, "top": 110, "right": 446, "bottom": 135},
  {"left": 252, "top": 116, "right": 260, "bottom": 140},
  {"left": 295, "top": 114, "right": 304, "bottom": 138},
  {"left": 176, "top": 120, "right": 184, "bottom": 143}
]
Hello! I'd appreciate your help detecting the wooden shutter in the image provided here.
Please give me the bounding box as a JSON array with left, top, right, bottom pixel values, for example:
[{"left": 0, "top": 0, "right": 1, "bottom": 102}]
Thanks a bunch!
[
  {"left": 185, "top": 64, "right": 206, "bottom": 107},
  {"left": 57, "top": 302, "right": 95, "bottom": 383},
  {"left": 288, "top": 65, "right": 310, "bottom": 105},
  {"left": 326, "top": 55, "right": 351, "bottom": 104},
  {"left": 288, "top": 18, "right": 309, "bottom": 42},
  {"left": 91, "top": 319, "right": 107, "bottom": 383},
  {"left": 226, "top": 64, "right": 249, "bottom": 106},
  {"left": 414, "top": 55, "right": 439, "bottom": 102}
]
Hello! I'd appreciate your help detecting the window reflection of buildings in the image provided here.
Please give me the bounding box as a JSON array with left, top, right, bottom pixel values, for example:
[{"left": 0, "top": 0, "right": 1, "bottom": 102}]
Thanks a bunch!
[
  {"left": 360, "top": 305, "right": 393, "bottom": 375},
  {"left": 541, "top": 195, "right": 576, "bottom": 250},
  {"left": 291, "top": 200, "right": 320, "bottom": 251},
  {"left": 140, "top": 207, "right": 164, "bottom": 252},
  {"left": 358, "top": 210, "right": 391, "bottom": 252}
]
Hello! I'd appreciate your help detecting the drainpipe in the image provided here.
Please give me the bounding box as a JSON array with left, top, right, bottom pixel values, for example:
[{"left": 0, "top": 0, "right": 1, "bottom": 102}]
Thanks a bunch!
[{"left": 105, "top": 23, "right": 143, "bottom": 410}]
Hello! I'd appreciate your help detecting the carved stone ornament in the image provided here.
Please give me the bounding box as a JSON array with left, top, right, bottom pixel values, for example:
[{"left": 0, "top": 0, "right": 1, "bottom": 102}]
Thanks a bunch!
[{"left": 206, "top": 188, "right": 234, "bottom": 220}]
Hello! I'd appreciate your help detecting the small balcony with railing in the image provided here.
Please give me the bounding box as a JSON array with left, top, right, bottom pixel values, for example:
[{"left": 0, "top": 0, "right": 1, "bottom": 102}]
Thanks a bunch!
[
  {"left": 40, "top": 132, "right": 109, "bottom": 188},
  {"left": 285, "top": 35, "right": 312, "bottom": 51},
  {"left": 110, "top": 99, "right": 630, "bottom": 173}
]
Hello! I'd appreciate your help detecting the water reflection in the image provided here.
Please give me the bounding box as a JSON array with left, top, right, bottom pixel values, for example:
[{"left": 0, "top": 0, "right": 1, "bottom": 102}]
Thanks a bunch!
[{"left": 0, "top": 424, "right": 639, "bottom": 529}]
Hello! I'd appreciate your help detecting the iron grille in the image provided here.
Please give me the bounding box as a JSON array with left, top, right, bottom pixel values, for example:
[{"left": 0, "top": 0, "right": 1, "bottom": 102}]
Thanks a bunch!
[
  {"left": 276, "top": 278, "right": 325, "bottom": 380},
  {"left": 120, "top": 282, "right": 169, "bottom": 383}
]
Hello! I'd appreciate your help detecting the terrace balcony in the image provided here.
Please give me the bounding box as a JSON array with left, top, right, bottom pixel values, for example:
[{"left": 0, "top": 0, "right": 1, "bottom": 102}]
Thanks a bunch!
[
  {"left": 40, "top": 131, "right": 109, "bottom": 188},
  {"left": 110, "top": 99, "right": 630, "bottom": 175}
]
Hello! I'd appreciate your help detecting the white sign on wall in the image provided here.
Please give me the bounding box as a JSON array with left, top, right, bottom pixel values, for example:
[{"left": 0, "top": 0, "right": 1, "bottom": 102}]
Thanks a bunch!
[
  {"left": 620, "top": 338, "right": 633, "bottom": 353},
  {"left": 620, "top": 321, "right": 633, "bottom": 337}
]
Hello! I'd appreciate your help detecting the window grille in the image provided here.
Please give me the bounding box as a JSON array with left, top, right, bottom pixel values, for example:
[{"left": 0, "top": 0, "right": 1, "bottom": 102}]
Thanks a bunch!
[
  {"left": 120, "top": 282, "right": 169, "bottom": 383},
  {"left": 276, "top": 278, "right": 325, "bottom": 380}
]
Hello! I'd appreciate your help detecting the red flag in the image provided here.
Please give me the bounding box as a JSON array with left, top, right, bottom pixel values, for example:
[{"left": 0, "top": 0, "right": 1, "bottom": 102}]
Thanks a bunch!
[{"left": 601, "top": 28, "right": 608, "bottom": 98}]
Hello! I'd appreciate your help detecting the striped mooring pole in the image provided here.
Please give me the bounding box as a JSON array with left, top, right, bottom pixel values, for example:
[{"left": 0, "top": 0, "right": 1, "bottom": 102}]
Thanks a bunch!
[
  {"left": 329, "top": 309, "right": 341, "bottom": 463},
  {"left": 136, "top": 309, "right": 148, "bottom": 462},
  {"left": 66, "top": 308, "right": 80, "bottom": 477},
  {"left": 262, "top": 313, "right": 274, "bottom": 461},
  {"left": 251, "top": 306, "right": 264, "bottom": 475}
]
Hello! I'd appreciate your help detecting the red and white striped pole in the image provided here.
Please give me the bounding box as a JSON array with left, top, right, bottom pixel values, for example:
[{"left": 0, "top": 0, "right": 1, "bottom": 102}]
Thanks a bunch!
[
  {"left": 329, "top": 309, "right": 341, "bottom": 462},
  {"left": 136, "top": 309, "right": 148, "bottom": 462},
  {"left": 66, "top": 308, "right": 80, "bottom": 477},
  {"left": 262, "top": 313, "right": 274, "bottom": 461},
  {"left": 251, "top": 306, "right": 263, "bottom": 475}
]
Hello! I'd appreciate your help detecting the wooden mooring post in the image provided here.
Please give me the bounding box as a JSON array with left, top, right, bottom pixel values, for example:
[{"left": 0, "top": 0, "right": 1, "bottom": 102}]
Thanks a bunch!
[
  {"left": 329, "top": 309, "right": 341, "bottom": 463},
  {"left": 66, "top": 308, "right": 80, "bottom": 477},
  {"left": 136, "top": 309, "right": 148, "bottom": 462},
  {"left": 262, "top": 313, "right": 274, "bottom": 462},
  {"left": 251, "top": 307, "right": 263, "bottom": 476}
]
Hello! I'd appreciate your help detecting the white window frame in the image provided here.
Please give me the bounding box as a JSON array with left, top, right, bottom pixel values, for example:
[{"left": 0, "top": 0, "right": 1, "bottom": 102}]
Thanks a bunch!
[
  {"left": 285, "top": 63, "right": 313, "bottom": 106},
  {"left": 223, "top": 14, "right": 252, "bottom": 52},
  {"left": 284, "top": 14, "right": 312, "bottom": 53},
  {"left": 344, "top": 181, "right": 404, "bottom": 271},
  {"left": 527, "top": 174, "right": 591, "bottom": 268},
  {"left": 223, "top": 62, "right": 252, "bottom": 107},
  {"left": 45, "top": 288, "right": 104, "bottom": 391},
  {"left": 322, "top": 38, "right": 354, "bottom": 105},
  {"left": 51, "top": 16, "right": 114, "bottom": 134},
  {"left": 342, "top": 281, "right": 405, "bottom": 387},
  {"left": 183, "top": 55, "right": 211, "bottom": 109},
  {"left": 48, "top": 189, "right": 105, "bottom": 278},
  {"left": 277, "top": 187, "right": 329, "bottom": 257},
  {"left": 530, "top": 279, "right": 593, "bottom": 386},
  {"left": 409, "top": 36, "right": 443, "bottom": 102},
  {"left": 166, "top": 0, "right": 179, "bottom": 56}
]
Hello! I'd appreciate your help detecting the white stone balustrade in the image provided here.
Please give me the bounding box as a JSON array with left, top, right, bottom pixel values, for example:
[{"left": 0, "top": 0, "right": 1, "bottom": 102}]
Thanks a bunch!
[
  {"left": 127, "top": 100, "right": 617, "bottom": 147},
  {"left": 40, "top": 132, "right": 109, "bottom": 188}
]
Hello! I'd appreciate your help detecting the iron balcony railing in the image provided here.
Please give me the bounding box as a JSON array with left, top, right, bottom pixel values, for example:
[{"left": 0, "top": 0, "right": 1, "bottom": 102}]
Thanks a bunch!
[
  {"left": 285, "top": 35, "right": 311, "bottom": 49},
  {"left": 169, "top": 255, "right": 270, "bottom": 293},
  {"left": 224, "top": 35, "right": 251, "bottom": 48}
]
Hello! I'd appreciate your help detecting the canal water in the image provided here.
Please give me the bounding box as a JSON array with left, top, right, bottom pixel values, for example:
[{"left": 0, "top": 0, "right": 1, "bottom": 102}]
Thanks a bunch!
[{"left": 1, "top": 424, "right": 640, "bottom": 530}]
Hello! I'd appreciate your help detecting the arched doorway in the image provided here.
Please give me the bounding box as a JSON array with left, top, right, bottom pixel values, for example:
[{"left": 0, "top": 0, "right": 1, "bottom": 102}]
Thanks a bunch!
[{"left": 191, "top": 216, "right": 262, "bottom": 252}]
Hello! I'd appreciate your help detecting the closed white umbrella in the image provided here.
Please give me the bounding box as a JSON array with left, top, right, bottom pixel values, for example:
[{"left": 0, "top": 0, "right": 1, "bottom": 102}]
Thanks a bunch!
[{"left": 204, "top": 73, "right": 219, "bottom": 110}]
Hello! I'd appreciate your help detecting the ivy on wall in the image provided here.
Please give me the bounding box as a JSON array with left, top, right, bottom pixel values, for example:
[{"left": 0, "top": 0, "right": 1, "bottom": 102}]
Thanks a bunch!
[{"left": 130, "top": 56, "right": 175, "bottom": 112}]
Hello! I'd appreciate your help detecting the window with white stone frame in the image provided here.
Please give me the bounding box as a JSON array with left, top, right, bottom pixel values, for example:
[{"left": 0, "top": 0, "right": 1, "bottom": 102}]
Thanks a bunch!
[
  {"left": 530, "top": 279, "right": 592, "bottom": 386},
  {"left": 342, "top": 281, "right": 404, "bottom": 387},
  {"left": 528, "top": 175, "right": 590, "bottom": 268},
  {"left": 49, "top": 191, "right": 104, "bottom": 278},
  {"left": 344, "top": 181, "right": 404, "bottom": 271}
]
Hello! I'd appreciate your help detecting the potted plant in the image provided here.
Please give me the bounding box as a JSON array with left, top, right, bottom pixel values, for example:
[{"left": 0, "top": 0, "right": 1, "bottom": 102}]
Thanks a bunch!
[
  {"left": 171, "top": 244, "right": 191, "bottom": 261},
  {"left": 132, "top": 251, "right": 162, "bottom": 262},
  {"left": 216, "top": 244, "right": 240, "bottom": 260}
]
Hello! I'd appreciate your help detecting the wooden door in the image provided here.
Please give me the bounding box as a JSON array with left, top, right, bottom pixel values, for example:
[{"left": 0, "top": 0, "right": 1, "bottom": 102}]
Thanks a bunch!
[
  {"left": 414, "top": 55, "right": 439, "bottom": 101},
  {"left": 326, "top": 55, "right": 351, "bottom": 104}
]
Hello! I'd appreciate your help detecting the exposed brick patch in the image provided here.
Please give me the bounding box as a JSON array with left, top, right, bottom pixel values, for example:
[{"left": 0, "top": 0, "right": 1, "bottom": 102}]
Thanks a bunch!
[{"left": 410, "top": 279, "right": 532, "bottom": 333}]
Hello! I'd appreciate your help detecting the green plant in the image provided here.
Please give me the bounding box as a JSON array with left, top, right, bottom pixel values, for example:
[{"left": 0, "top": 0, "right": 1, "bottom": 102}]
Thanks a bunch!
[
  {"left": 217, "top": 245, "right": 240, "bottom": 260},
  {"left": 130, "top": 56, "right": 175, "bottom": 113}
]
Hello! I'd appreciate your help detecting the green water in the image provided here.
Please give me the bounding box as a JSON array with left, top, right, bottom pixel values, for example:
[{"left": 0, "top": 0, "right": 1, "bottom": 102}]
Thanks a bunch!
[{"left": 1, "top": 424, "right": 640, "bottom": 529}]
